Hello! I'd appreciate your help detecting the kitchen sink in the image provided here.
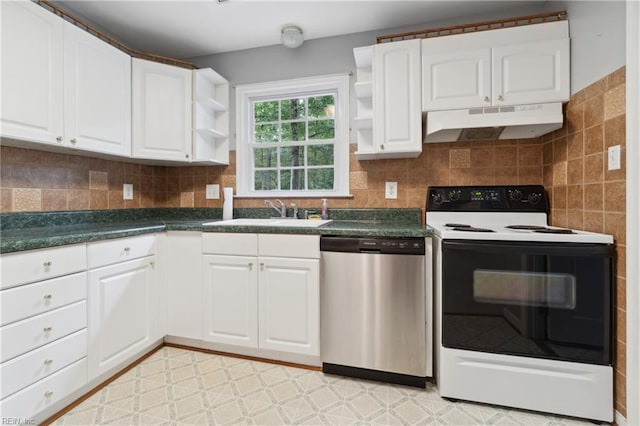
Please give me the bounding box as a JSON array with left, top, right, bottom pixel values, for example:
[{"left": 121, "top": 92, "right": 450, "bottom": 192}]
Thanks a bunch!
[{"left": 203, "top": 218, "right": 333, "bottom": 228}]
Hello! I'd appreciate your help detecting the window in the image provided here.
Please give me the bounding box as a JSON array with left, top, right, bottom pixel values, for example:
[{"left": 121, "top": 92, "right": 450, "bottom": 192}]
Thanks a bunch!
[{"left": 236, "top": 75, "right": 350, "bottom": 197}]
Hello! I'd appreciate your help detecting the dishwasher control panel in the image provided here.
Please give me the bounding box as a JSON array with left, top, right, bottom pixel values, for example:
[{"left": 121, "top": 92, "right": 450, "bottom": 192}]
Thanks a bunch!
[{"left": 321, "top": 237, "right": 425, "bottom": 255}]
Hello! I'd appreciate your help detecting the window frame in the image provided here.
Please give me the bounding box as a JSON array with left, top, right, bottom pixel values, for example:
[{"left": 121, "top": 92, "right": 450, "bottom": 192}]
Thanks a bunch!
[{"left": 235, "top": 74, "right": 350, "bottom": 198}]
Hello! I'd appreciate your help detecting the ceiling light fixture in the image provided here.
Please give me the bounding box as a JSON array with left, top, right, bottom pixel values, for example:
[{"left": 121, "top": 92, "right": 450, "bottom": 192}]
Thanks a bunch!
[{"left": 281, "top": 26, "right": 304, "bottom": 49}]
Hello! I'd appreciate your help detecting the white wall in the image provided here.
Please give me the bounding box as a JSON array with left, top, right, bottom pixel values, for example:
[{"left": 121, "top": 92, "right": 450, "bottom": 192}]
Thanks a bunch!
[{"left": 545, "top": 1, "right": 626, "bottom": 93}]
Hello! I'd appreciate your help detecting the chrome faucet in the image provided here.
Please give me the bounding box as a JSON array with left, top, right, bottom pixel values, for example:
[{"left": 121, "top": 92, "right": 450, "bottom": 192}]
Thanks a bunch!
[
  {"left": 264, "top": 199, "right": 286, "bottom": 218},
  {"left": 290, "top": 203, "right": 298, "bottom": 219}
]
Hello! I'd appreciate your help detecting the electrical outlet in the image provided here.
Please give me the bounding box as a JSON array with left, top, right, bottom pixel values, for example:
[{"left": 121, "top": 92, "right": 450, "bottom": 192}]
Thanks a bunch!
[
  {"left": 123, "top": 184, "right": 133, "bottom": 200},
  {"left": 608, "top": 145, "right": 621, "bottom": 170},
  {"left": 385, "top": 181, "right": 398, "bottom": 199},
  {"left": 206, "top": 184, "right": 220, "bottom": 199}
]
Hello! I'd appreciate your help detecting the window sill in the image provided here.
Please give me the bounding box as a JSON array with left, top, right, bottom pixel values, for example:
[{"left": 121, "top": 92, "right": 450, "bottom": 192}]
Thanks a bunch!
[{"left": 233, "top": 194, "right": 354, "bottom": 199}]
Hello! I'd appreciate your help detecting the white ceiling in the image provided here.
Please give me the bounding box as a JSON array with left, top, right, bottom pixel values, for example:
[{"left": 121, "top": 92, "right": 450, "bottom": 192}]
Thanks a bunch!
[{"left": 54, "top": 0, "right": 546, "bottom": 59}]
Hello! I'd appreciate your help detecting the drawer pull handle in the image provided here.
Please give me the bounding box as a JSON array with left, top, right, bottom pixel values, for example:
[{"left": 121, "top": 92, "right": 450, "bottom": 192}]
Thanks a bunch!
[
  {"left": 124, "top": 247, "right": 131, "bottom": 252},
  {"left": 43, "top": 294, "right": 53, "bottom": 300},
  {"left": 248, "top": 262, "right": 253, "bottom": 270},
  {"left": 44, "top": 391, "right": 54, "bottom": 398},
  {"left": 260, "top": 262, "right": 265, "bottom": 270},
  {"left": 43, "top": 326, "right": 53, "bottom": 333},
  {"left": 497, "top": 95, "right": 504, "bottom": 102},
  {"left": 43, "top": 261, "right": 52, "bottom": 268},
  {"left": 44, "top": 359, "right": 53, "bottom": 366}
]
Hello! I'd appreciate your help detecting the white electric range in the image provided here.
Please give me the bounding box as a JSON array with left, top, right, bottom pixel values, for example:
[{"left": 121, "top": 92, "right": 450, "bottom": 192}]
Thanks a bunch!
[{"left": 426, "top": 185, "right": 615, "bottom": 422}]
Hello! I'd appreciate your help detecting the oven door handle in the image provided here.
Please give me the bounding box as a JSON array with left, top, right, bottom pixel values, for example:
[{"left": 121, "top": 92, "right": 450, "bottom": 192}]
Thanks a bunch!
[{"left": 442, "top": 240, "right": 615, "bottom": 256}]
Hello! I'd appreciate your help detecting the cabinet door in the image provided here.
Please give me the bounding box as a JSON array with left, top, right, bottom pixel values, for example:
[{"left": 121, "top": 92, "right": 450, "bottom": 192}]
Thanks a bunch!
[
  {"left": 422, "top": 47, "right": 491, "bottom": 110},
  {"left": 87, "top": 256, "right": 155, "bottom": 380},
  {"left": 0, "top": 1, "right": 64, "bottom": 145},
  {"left": 202, "top": 255, "right": 258, "bottom": 348},
  {"left": 258, "top": 257, "right": 319, "bottom": 356},
  {"left": 132, "top": 58, "right": 192, "bottom": 162},
  {"left": 373, "top": 39, "right": 422, "bottom": 154},
  {"left": 63, "top": 22, "right": 131, "bottom": 156},
  {"left": 492, "top": 39, "right": 570, "bottom": 106}
]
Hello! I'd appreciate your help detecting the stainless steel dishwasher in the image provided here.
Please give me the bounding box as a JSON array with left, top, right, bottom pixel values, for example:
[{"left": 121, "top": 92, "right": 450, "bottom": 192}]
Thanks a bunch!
[{"left": 320, "top": 236, "right": 430, "bottom": 387}]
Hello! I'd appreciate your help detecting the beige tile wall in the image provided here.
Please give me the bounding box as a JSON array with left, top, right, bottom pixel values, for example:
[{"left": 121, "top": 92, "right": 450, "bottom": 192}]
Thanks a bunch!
[
  {"left": 543, "top": 66, "right": 627, "bottom": 415},
  {"left": 0, "top": 65, "right": 626, "bottom": 416}
]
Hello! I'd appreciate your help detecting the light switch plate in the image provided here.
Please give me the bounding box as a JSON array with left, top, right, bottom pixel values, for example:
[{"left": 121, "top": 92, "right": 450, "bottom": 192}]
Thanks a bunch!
[
  {"left": 206, "top": 184, "right": 220, "bottom": 199},
  {"left": 385, "top": 182, "right": 398, "bottom": 199},
  {"left": 123, "top": 184, "right": 133, "bottom": 200},
  {"left": 608, "top": 145, "right": 621, "bottom": 170}
]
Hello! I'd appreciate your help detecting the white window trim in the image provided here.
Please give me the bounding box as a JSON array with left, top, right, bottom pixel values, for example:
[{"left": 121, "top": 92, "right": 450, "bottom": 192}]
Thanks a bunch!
[{"left": 235, "top": 74, "right": 350, "bottom": 198}]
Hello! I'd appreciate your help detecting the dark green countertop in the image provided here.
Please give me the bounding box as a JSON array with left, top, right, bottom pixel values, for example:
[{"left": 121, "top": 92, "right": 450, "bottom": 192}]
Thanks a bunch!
[{"left": 0, "top": 208, "right": 431, "bottom": 254}]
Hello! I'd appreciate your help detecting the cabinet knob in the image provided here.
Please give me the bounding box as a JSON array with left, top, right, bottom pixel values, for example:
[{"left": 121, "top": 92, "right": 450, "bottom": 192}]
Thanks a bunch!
[
  {"left": 484, "top": 96, "right": 490, "bottom": 103},
  {"left": 56, "top": 136, "right": 63, "bottom": 143},
  {"left": 43, "top": 294, "right": 53, "bottom": 300},
  {"left": 260, "top": 262, "right": 265, "bottom": 270},
  {"left": 124, "top": 247, "right": 131, "bottom": 252},
  {"left": 497, "top": 95, "right": 504, "bottom": 102},
  {"left": 43, "top": 261, "right": 52, "bottom": 268},
  {"left": 185, "top": 154, "right": 189, "bottom": 159},
  {"left": 150, "top": 261, "right": 155, "bottom": 267},
  {"left": 43, "top": 326, "right": 53, "bottom": 333},
  {"left": 70, "top": 138, "right": 77, "bottom": 145},
  {"left": 248, "top": 262, "right": 253, "bottom": 270},
  {"left": 44, "top": 359, "right": 54, "bottom": 366},
  {"left": 379, "top": 144, "right": 385, "bottom": 151},
  {"left": 44, "top": 391, "right": 54, "bottom": 398}
]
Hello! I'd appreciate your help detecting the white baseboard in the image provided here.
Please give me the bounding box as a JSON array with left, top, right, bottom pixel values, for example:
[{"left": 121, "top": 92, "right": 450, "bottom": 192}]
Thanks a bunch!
[{"left": 615, "top": 410, "right": 627, "bottom": 426}]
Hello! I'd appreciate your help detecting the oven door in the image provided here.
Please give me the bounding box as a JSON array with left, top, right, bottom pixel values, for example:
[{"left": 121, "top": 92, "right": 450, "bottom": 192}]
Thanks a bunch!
[{"left": 441, "top": 240, "right": 614, "bottom": 365}]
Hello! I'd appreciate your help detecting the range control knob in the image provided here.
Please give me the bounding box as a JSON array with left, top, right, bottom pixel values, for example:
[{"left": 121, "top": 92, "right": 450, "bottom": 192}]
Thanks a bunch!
[
  {"left": 432, "top": 193, "right": 444, "bottom": 205},
  {"left": 509, "top": 189, "right": 523, "bottom": 201},
  {"left": 448, "top": 190, "right": 461, "bottom": 201},
  {"left": 528, "top": 193, "right": 542, "bottom": 205}
]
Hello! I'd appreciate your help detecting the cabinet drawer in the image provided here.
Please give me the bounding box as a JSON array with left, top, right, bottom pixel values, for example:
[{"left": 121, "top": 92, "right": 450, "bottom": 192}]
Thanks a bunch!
[
  {"left": 259, "top": 234, "right": 320, "bottom": 259},
  {"left": 0, "top": 244, "right": 86, "bottom": 290},
  {"left": 0, "top": 358, "right": 87, "bottom": 420},
  {"left": 202, "top": 233, "right": 258, "bottom": 256},
  {"left": 0, "top": 329, "right": 87, "bottom": 400},
  {"left": 0, "top": 272, "right": 86, "bottom": 326},
  {"left": 87, "top": 234, "right": 155, "bottom": 269},
  {"left": 0, "top": 301, "right": 87, "bottom": 363}
]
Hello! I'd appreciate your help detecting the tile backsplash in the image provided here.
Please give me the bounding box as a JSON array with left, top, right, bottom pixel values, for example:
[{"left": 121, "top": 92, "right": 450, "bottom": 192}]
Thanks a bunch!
[
  {"left": 544, "top": 66, "right": 627, "bottom": 415},
  {"left": 0, "top": 66, "right": 627, "bottom": 416}
]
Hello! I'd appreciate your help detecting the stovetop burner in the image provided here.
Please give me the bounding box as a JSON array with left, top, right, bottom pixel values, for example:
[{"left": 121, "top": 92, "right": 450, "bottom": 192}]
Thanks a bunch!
[
  {"left": 534, "top": 228, "right": 575, "bottom": 234},
  {"left": 506, "top": 225, "right": 548, "bottom": 230},
  {"left": 452, "top": 227, "right": 495, "bottom": 233},
  {"left": 445, "top": 223, "right": 471, "bottom": 228}
]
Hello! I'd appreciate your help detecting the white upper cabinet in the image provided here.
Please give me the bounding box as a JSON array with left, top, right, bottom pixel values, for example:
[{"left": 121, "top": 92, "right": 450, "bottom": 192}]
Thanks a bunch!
[
  {"left": 1, "top": 1, "right": 64, "bottom": 145},
  {"left": 63, "top": 22, "right": 131, "bottom": 156},
  {"left": 132, "top": 58, "right": 193, "bottom": 162},
  {"left": 422, "top": 48, "right": 491, "bottom": 110},
  {"left": 373, "top": 39, "right": 422, "bottom": 156},
  {"left": 422, "top": 21, "right": 570, "bottom": 111},
  {"left": 354, "top": 39, "right": 422, "bottom": 160},
  {"left": 492, "top": 39, "right": 570, "bottom": 106},
  {"left": 1, "top": 1, "right": 131, "bottom": 156}
]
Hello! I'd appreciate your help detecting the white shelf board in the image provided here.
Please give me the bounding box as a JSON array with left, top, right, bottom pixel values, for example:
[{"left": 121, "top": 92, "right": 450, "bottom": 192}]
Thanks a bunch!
[
  {"left": 354, "top": 116, "right": 373, "bottom": 129},
  {"left": 197, "top": 128, "right": 227, "bottom": 138},
  {"left": 197, "top": 97, "right": 227, "bottom": 112},
  {"left": 354, "top": 81, "right": 372, "bottom": 99}
]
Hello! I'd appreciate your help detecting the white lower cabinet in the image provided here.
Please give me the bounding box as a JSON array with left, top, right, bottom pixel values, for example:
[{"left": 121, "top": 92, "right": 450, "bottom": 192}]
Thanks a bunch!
[
  {"left": 87, "top": 256, "right": 156, "bottom": 380},
  {"left": 202, "top": 255, "right": 258, "bottom": 348},
  {"left": 258, "top": 257, "right": 319, "bottom": 356},
  {"left": 201, "top": 233, "right": 320, "bottom": 359}
]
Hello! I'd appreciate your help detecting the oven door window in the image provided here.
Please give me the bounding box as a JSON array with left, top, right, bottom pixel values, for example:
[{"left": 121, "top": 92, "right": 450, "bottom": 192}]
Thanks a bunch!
[{"left": 442, "top": 240, "right": 614, "bottom": 365}]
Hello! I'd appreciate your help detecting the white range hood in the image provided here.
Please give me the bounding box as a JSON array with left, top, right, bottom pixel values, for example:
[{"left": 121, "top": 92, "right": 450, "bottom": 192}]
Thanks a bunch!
[{"left": 424, "top": 102, "right": 564, "bottom": 143}]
